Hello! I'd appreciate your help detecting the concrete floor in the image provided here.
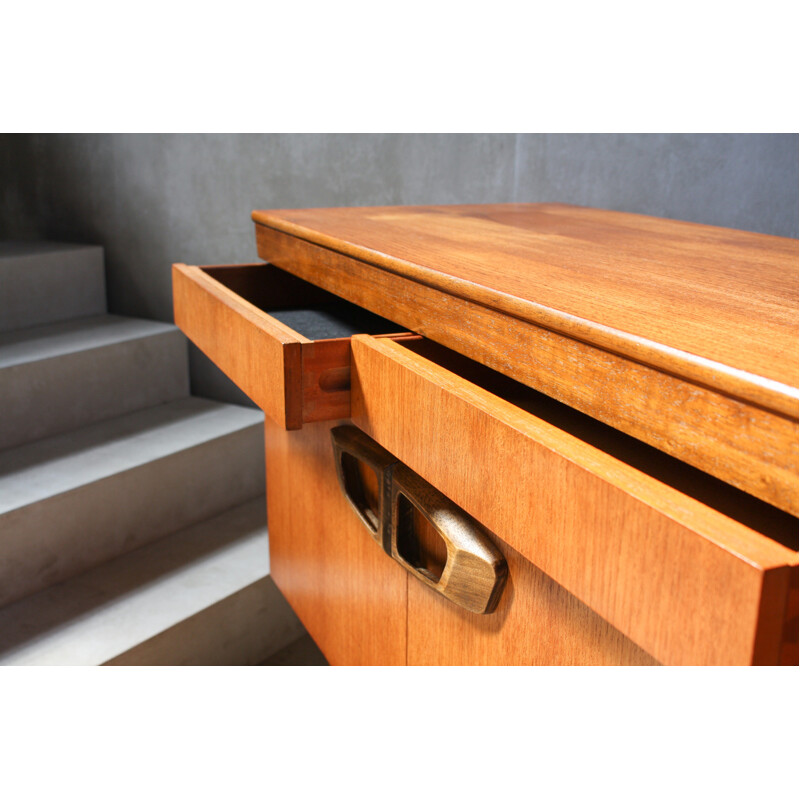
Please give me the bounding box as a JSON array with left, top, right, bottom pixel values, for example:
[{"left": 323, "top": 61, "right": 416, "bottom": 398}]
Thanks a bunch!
[{"left": 261, "top": 634, "right": 328, "bottom": 666}]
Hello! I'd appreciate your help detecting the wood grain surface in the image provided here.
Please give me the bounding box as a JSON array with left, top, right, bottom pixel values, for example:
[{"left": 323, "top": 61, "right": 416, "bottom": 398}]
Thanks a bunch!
[
  {"left": 252, "top": 217, "right": 798, "bottom": 513},
  {"left": 300, "top": 338, "right": 352, "bottom": 424},
  {"left": 350, "top": 335, "right": 798, "bottom": 665},
  {"left": 253, "top": 203, "right": 798, "bottom": 403},
  {"left": 173, "top": 263, "right": 404, "bottom": 429},
  {"left": 264, "top": 417, "right": 407, "bottom": 666},
  {"left": 407, "top": 534, "right": 660, "bottom": 666},
  {"left": 780, "top": 569, "right": 799, "bottom": 665},
  {"left": 173, "top": 263, "right": 306, "bottom": 428}
]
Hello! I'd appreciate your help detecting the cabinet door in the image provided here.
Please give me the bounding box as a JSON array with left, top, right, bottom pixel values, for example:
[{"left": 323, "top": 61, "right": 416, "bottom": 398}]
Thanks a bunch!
[
  {"left": 264, "top": 418, "right": 407, "bottom": 665},
  {"left": 406, "top": 534, "right": 658, "bottom": 666}
]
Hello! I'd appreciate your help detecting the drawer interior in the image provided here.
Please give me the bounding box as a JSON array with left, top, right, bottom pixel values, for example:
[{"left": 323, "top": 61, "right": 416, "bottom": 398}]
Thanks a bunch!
[
  {"left": 203, "top": 265, "right": 405, "bottom": 340},
  {"left": 397, "top": 337, "right": 798, "bottom": 549},
  {"left": 174, "top": 262, "right": 408, "bottom": 428}
]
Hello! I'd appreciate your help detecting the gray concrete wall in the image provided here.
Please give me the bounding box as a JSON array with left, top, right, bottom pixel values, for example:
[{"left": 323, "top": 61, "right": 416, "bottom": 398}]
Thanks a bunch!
[{"left": 1, "top": 133, "right": 797, "bottom": 405}]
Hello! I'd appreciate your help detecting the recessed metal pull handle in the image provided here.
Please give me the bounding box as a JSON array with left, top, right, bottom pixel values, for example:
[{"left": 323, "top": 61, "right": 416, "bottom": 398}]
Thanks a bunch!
[
  {"left": 331, "top": 425, "right": 508, "bottom": 614},
  {"left": 331, "top": 425, "right": 397, "bottom": 552},
  {"left": 390, "top": 464, "right": 507, "bottom": 615}
]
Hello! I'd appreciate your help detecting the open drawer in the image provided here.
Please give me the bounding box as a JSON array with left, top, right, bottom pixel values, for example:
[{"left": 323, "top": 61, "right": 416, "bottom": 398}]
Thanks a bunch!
[
  {"left": 172, "top": 263, "right": 407, "bottom": 428},
  {"left": 349, "top": 335, "right": 799, "bottom": 665}
]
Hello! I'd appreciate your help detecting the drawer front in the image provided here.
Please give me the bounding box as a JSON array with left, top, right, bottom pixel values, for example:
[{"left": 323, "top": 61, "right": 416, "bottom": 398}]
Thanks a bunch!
[
  {"left": 349, "top": 335, "right": 798, "bottom": 666},
  {"left": 173, "top": 263, "right": 405, "bottom": 428}
]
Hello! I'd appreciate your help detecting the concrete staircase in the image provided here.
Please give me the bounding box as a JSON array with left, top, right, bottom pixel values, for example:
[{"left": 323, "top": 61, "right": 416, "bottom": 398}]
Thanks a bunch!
[{"left": 0, "top": 241, "right": 313, "bottom": 665}]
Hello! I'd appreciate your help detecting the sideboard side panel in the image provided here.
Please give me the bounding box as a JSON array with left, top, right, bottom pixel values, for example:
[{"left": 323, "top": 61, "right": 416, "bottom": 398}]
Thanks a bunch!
[{"left": 264, "top": 418, "right": 408, "bottom": 665}]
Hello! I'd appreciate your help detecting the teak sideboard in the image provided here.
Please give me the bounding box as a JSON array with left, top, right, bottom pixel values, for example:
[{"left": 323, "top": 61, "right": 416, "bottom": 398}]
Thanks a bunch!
[{"left": 172, "top": 203, "right": 799, "bottom": 666}]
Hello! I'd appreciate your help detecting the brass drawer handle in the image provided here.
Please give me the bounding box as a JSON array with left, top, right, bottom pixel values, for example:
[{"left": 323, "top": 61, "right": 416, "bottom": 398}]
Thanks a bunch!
[
  {"left": 390, "top": 464, "right": 507, "bottom": 614},
  {"left": 331, "top": 425, "right": 507, "bottom": 614},
  {"left": 331, "top": 425, "right": 397, "bottom": 552}
]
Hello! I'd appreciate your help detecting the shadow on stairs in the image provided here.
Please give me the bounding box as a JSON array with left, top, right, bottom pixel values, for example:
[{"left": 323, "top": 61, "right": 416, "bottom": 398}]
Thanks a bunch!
[{"left": 0, "top": 241, "right": 320, "bottom": 666}]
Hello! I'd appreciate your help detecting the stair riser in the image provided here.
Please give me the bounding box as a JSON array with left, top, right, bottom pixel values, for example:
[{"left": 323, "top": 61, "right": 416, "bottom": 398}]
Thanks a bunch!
[
  {"left": 0, "top": 331, "right": 189, "bottom": 450},
  {"left": 0, "top": 426, "right": 265, "bottom": 608},
  {"left": 0, "top": 247, "right": 106, "bottom": 333}
]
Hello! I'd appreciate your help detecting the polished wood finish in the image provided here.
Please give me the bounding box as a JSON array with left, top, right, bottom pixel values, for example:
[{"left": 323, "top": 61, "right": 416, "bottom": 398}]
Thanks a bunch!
[
  {"left": 407, "top": 535, "right": 659, "bottom": 666},
  {"left": 302, "top": 335, "right": 414, "bottom": 424},
  {"left": 253, "top": 203, "right": 798, "bottom": 393},
  {"left": 173, "top": 203, "right": 798, "bottom": 666},
  {"left": 173, "top": 263, "right": 399, "bottom": 428},
  {"left": 264, "top": 418, "right": 407, "bottom": 665},
  {"left": 253, "top": 206, "right": 799, "bottom": 513},
  {"left": 173, "top": 263, "right": 306, "bottom": 427},
  {"left": 331, "top": 424, "right": 507, "bottom": 614},
  {"left": 349, "top": 334, "right": 798, "bottom": 665},
  {"left": 780, "top": 570, "right": 799, "bottom": 665},
  {"left": 271, "top": 416, "right": 653, "bottom": 664},
  {"left": 301, "top": 338, "right": 352, "bottom": 424},
  {"left": 390, "top": 463, "right": 507, "bottom": 615}
]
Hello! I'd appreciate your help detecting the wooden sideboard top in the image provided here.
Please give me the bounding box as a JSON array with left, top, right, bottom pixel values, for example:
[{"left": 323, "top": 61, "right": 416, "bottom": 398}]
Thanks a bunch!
[
  {"left": 252, "top": 203, "right": 799, "bottom": 513},
  {"left": 253, "top": 203, "right": 798, "bottom": 414}
]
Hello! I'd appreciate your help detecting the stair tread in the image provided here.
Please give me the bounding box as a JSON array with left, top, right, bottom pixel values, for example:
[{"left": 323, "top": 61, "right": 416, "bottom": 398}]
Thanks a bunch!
[
  {"left": 0, "top": 314, "right": 179, "bottom": 369},
  {"left": 0, "top": 397, "right": 264, "bottom": 515},
  {"left": 0, "top": 498, "right": 271, "bottom": 666}
]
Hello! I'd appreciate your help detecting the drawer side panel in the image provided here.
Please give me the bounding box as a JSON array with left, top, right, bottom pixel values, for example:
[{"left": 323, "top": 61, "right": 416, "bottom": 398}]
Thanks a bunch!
[{"left": 172, "top": 263, "right": 303, "bottom": 428}]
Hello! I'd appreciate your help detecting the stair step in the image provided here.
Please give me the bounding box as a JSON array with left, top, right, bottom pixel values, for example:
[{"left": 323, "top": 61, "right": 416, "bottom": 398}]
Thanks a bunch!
[
  {"left": 0, "top": 498, "right": 305, "bottom": 666},
  {"left": 0, "top": 397, "right": 265, "bottom": 608},
  {"left": 0, "top": 242, "right": 106, "bottom": 333},
  {"left": 0, "top": 314, "right": 189, "bottom": 450}
]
